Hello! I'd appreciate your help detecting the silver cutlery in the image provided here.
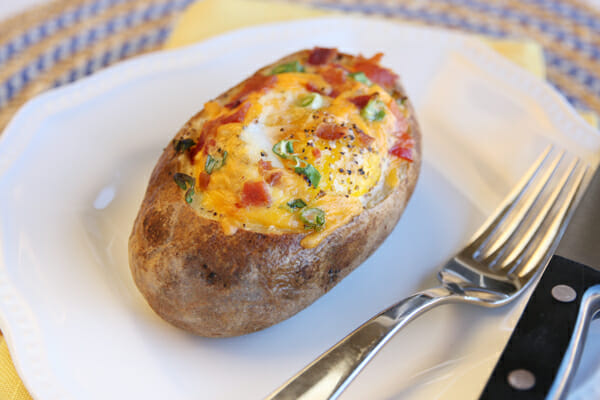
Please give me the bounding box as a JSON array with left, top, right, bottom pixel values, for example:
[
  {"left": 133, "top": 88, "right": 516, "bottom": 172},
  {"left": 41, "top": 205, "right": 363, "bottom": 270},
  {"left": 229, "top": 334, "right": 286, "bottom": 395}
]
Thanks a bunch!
[{"left": 267, "top": 145, "right": 587, "bottom": 400}]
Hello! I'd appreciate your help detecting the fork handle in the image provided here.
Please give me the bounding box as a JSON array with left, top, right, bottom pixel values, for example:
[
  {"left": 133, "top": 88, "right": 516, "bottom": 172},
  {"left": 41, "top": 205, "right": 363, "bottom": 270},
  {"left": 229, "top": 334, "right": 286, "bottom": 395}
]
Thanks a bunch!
[{"left": 266, "top": 286, "right": 458, "bottom": 400}]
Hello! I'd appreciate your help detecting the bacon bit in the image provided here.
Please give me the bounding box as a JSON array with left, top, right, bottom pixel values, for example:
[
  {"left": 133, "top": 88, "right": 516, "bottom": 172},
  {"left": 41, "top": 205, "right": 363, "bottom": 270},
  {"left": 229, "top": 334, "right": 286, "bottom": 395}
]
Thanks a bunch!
[
  {"left": 258, "top": 160, "right": 282, "bottom": 186},
  {"left": 222, "top": 102, "right": 251, "bottom": 124},
  {"left": 305, "top": 82, "right": 333, "bottom": 97},
  {"left": 354, "top": 127, "right": 376, "bottom": 147},
  {"left": 390, "top": 145, "right": 413, "bottom": 161},
  {"left": 389, "top": 132, "right": 415, "bottom": 161},
  {"left": 353, "top": 54, "right": 398, "bottom": 89},
  {"left": 312, "top": 148, "right": 321, "bottom": 158},
  {"left": 258, "top": 159, "right": 273, "bottom": 172},
  {"left": 315, "top": 123, "right": 350, "bottom": 140},
  {"left": 189, "top": 103, "right": 252, "bottom": 163},
  {"left": 305, "top": 82, "right": 321, "bottom": 93},
  {"left": 225, "top": 74, "right": 277, "bottom": 108},
  {"left": 367, "top": 53, "right": 384, "bottom": 64},
  {"left": 241, "top": 181, "right": 271, "bottom": 207},
  {"left": 319, "top": 65, "right": 347, "bottom": 86},
  {"left": 197, "top": 172, "right": 211, "bottom": 190},
  {"left": 265, "top": 171, "right": 283, "bottom": 186},
  {"left": 388, "top": 99, "right": 409, "bottom": 134},
  {"left": 308, "top": 47, "right": 338, "bottom": 65},
  {"left": 348, "top": 93, "right": 376, "bottom": 109}
]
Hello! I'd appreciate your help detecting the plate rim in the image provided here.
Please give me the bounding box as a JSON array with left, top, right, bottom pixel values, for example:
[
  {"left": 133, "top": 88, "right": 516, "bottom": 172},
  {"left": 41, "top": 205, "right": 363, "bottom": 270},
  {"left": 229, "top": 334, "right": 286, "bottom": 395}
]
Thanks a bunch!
[{"left": 0, "top": 15, "right": 598, "bottom": 400}]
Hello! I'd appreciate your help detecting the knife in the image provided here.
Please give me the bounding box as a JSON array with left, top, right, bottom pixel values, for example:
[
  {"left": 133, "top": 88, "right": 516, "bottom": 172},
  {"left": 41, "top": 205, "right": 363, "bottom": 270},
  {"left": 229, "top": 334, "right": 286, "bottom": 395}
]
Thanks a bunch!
[{"left": 479, "top": 166, "right": 600, "bottom": 400}]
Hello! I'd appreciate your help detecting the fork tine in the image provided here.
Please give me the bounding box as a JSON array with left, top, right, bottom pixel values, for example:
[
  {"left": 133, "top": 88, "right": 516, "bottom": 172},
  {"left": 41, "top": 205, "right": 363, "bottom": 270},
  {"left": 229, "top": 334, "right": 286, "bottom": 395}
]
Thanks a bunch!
[
  {"left": 479, "top": 149, "right": 565, "bottom": 265},
  {"left": 509, "top": 159, "right": 587, "bottom": 281},
  {"left": 489, "top": 156, "right": 580, "bottom": 269},
  {"left": 461, "top": 145, "right": 556, "bottom": 259}
]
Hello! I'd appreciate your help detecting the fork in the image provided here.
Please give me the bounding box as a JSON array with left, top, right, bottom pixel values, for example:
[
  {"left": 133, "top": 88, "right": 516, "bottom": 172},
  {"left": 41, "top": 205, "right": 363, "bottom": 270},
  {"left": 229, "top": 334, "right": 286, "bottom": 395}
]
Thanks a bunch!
[{"left": 267, "top": 145, "right": 588, "bottom": 400}]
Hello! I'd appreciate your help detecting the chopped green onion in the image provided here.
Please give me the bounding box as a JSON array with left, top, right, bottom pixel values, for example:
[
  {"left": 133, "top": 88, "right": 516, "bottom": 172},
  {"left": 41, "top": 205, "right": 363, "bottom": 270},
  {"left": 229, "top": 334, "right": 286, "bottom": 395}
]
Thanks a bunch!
[
  {"left": 299, "top": 208, "right": 326, "bottom": 230},
  {"left": 185, "top": 187, "right": 195, "bottom": 204},
  {"left": 287, "top": 198, "right": 307, "bottom": 210},
  {"left": 349, "top": 72, "right": 372, "bottom": 86},
  {"left": 273, "top": 140, "right": 320, "bottom": 187},
  {"left": 270, "top": 61, "right": 305, "bottom": 75},
  {"left": 298, "top": 93, "right": 323, "bottom": 109},
  {"left": 172, "top": 138, "right": 196, "bottom": 153},
  {"left": 361, "top": 97, "right": 386, "bottom": 122},
  {"left": 396, "top": 96, "right": 407, "bottom": 107},
  {"left": 295, "top": 162, "right": 321, "bottom": 188},
  {"left": 205, "top": 151, "right": 228, "bottom": 174},
  {"left": 173, "top": 173, "right": 196, "bottom": 204},
  {"left": 272, "top": 140, "right": 296, "bottom": 159}
]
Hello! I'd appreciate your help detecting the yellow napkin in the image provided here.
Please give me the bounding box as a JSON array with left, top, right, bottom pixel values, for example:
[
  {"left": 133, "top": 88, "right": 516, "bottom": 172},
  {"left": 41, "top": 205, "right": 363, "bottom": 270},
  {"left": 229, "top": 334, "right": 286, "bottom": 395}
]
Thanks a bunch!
[
  {"left": 1, "top": 1, "right": 597, "bottom": 399},
  {"left": 166, "top": 0, "right": 597, "bottom": 127},
  {"left": 0, "top": 338, "right": 32, "bottom": 400}
]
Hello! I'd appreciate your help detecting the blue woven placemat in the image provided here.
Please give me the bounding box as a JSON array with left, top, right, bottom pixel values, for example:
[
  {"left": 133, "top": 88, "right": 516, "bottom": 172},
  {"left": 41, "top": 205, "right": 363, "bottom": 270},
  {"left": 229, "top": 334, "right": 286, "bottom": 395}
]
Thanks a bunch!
[{"left": 0, "top": 0, "right": 599, "bottom": 132}]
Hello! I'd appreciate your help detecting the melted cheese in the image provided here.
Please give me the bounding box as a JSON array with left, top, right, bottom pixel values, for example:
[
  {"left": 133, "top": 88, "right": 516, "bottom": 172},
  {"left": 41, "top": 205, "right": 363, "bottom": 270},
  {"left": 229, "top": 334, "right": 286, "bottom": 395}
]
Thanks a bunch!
[{"left": 186, "top": 70, "right": 411, "bottom": 248}]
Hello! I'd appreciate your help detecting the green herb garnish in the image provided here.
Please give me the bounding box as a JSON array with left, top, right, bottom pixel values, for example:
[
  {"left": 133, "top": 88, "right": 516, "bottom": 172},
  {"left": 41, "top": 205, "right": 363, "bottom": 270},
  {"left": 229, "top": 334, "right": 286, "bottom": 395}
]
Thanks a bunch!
[
  {"left": 349, "top": 71, "right": 372, "bottom": 86},
  {"left": 361, "top": 97, "right": 386, "bottom": 121},
  {"left": 298, "top": 93, "right": 323, "bottom": 109},
  {"left": 205, "top": 151, "right": 228, "bottom": 174},
  {"left": 287, "top": 198, "right": 307, "bottom": 210},
  {"left": 273, "top": 140, "right": 321, "bottom": 188},
  {"left": 270, "top": 61, "right": 305, "bottom": 75},
  {"left": 173, "top": 172, "right": 195, "bottom": 204},
  {"left": 294, "top": 161, "right": 321, "bottom": 188},
  {"left": 272, "top": 140, "right": 296, "bottom": 159},
  {"left": 173, "top": 138, "right": 196, "bottom": 154},
  {"left": 299, "top": 207, "right": 326, "bottom": 230}
]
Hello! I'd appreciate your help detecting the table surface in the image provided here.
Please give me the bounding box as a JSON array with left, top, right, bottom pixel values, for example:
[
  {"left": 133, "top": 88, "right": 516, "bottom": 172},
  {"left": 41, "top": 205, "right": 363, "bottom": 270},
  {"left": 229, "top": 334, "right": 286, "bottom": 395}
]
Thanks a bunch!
[{"left": 0, "top": 1, "right": 599, "bottom": 399}]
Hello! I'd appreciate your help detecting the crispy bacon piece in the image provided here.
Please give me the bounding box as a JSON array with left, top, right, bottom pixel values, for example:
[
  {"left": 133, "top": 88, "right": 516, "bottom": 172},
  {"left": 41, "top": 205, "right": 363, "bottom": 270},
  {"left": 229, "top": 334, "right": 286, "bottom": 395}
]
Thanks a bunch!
[
  {"left": 197, "top": 172, "right": 211, "bottom": 190},
  {"left": 265, "top": 171, "right": 282, "bottom": 186},
  {"left": 222, "top": 102, "right": 251, "bottom": 124},
  {"left": 390, "top": 145, "right": 413, "bottom": 161},
  {"left": 353, "top": 53, "right": 398, "bottom": 89},
  {"left": 354, "top": 126, "right": 375, "bottom": 147},
  {"left": 189, "top": 103, "right": 252, "bottom": 162},
  {"left": 258, "top": 159, "right": 273, "bottom": 172},
  {"left": 315, "top": 123, "right": 350, "bottom": 140},
  {"left": 388, "top": 100, "right": 409, "bottom": 135},
  {"left": 348, "top": 93, "right": 376, "bottom": 109},
  {"left": 258, "top": 160, "right": 282, "bottom": 186},
  {"left": 305, "top": 82, "right": 333, "bottom": 97},
  {"left": 308, "top": 47, "right": 338, "bottom": 65},
  {"left": 240, "top": 181, "right": 271, "bottom": 207},
  {"left": 225, "top": 75, "right": 277, "bottom": 108},
  {"left": 389, "top": 132, "right": 415, "bottom": 161},
  {"left": 319, "top": 65, "right": 347, "bottom": 86}
]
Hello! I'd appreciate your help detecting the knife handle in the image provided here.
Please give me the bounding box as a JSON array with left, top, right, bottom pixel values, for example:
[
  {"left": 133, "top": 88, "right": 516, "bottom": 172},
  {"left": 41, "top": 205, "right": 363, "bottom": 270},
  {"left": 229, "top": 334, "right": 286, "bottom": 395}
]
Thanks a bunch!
[
  {"left": 547, "top": 283, "right": 600, "bottom": 399},
  {"left": 479, "top": 255, "right": 600, "bottom": 400}
]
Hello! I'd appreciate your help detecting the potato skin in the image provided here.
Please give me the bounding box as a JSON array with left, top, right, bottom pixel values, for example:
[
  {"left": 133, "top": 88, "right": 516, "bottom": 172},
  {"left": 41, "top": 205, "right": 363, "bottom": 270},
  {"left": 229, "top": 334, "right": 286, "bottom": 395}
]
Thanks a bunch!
[{"left": 128, "top": 50, "right": 422, "bottom": 337}]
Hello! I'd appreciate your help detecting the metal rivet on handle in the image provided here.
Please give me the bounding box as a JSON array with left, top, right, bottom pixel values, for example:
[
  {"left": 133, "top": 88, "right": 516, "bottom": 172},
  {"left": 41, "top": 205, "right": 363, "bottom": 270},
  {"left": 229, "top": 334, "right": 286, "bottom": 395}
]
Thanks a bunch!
[
  {"left": 507, "top": 369, "right": 536, "bottom": 390},
  {"left": 551, "top": 284, "right": 577, "bottom": 303}
]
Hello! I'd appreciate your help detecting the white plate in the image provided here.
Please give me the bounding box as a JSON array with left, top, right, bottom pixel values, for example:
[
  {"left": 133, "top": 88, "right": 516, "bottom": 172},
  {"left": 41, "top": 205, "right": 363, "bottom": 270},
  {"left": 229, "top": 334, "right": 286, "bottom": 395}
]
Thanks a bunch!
[{"left": 1, "top": 16, "right": 599, "bottom": 400}]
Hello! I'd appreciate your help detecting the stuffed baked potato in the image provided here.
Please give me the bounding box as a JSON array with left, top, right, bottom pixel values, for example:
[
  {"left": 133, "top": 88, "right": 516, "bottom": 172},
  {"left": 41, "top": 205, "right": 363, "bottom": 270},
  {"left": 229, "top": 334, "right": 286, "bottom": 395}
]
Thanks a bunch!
[{"left": 129, "top": 48, "right": 421, "bottom": 337}]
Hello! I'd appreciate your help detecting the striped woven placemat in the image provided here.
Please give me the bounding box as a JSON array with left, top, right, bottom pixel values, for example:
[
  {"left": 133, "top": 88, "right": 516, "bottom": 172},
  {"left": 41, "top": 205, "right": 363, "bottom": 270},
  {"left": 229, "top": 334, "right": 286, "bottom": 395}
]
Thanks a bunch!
[{"left": 0, "top": 0, "right": 599, "bottom": 134}]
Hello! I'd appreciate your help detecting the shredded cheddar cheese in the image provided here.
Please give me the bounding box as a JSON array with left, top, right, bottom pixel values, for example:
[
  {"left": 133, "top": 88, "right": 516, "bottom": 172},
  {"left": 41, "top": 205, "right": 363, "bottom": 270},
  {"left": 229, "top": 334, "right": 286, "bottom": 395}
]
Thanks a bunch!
[{"left": 175, "top": 48, "right": 414, "bottom": 248}]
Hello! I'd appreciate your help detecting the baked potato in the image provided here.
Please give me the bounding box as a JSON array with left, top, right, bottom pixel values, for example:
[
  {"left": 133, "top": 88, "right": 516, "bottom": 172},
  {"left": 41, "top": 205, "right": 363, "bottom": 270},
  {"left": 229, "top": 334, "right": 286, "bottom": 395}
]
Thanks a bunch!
[{"left": 128, "top": 47, "right": 421, "bottom": 337}]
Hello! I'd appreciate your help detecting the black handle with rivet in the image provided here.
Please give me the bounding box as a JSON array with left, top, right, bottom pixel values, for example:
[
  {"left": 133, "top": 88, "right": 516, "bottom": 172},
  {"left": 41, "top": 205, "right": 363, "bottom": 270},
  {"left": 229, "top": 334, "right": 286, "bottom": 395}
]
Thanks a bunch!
[{"left": 479, "top": 255, "right": 600, "bottom": 400}]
